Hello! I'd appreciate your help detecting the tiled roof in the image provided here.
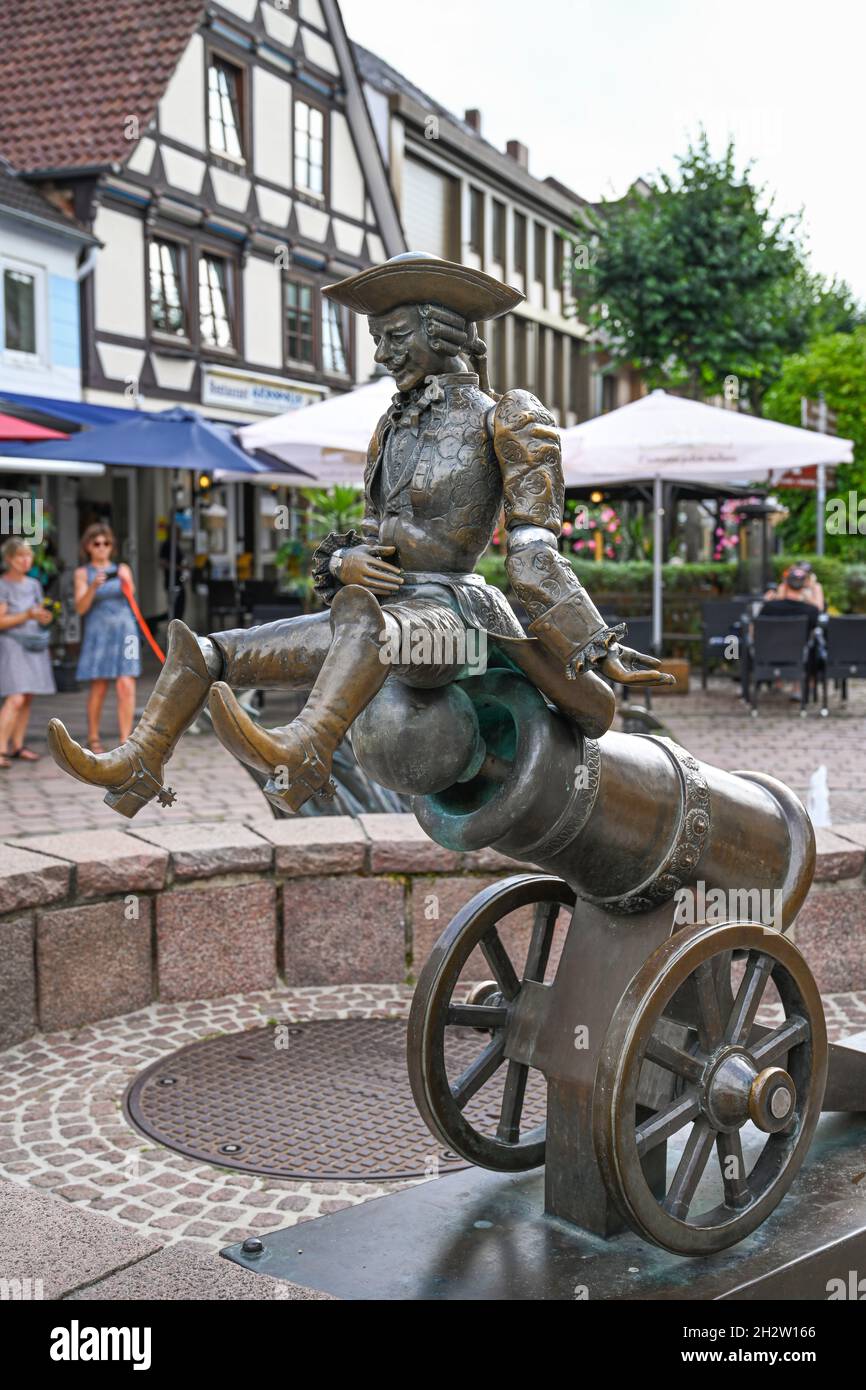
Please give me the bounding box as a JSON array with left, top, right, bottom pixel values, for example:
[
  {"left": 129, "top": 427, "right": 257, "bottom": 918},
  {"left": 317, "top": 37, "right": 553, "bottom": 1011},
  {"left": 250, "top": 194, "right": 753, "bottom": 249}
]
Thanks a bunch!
[
  {"left": 0, "top": 0, "right": 205, "bottom": 173},
  {"left": 0, "top": 155, "right": 95, "bottom": 238}
]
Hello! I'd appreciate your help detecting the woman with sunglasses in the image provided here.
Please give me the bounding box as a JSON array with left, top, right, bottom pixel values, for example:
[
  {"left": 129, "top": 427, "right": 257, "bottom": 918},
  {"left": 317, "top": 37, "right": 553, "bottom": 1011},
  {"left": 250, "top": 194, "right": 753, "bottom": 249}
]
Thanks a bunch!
[
  {"left": 0, "top": 537, "right": 56, "bottom": 769},
  {"left": 74, "top": 524, "right": 141, "bottom": 752}
]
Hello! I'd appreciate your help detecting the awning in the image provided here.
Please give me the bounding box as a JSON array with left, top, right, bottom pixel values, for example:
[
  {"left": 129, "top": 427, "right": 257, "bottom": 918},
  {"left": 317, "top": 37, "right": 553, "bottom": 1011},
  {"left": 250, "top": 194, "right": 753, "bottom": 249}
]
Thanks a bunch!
[
  {"left": 0, "top": 412, "right": 68, "bottom": 442},
  {"left": 0, "top": 406, "right": 294, "bottom": 476},
  {"left": 0, "top": 391, "right": 131, "bottom": 432},
  {"left": 0, "top": 457, "right": 105, "bottom": 476}
]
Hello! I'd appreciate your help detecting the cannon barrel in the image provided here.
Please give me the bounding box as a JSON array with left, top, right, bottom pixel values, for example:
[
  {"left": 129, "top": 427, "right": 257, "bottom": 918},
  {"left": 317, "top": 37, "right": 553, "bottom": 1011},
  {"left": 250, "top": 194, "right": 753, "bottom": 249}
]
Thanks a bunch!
[{"left": 408, "top": 670, "right": 815, "bottom": 930}]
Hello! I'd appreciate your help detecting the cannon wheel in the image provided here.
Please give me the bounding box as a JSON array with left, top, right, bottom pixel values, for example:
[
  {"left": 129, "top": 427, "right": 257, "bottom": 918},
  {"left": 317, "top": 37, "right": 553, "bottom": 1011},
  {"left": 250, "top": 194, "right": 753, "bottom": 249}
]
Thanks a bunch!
[
  {"left": 594, "top": 920, "right": 828, "bottom": 1256},
  {"left": 408, "top": 874, "right": 575, "bottom": 1171}
]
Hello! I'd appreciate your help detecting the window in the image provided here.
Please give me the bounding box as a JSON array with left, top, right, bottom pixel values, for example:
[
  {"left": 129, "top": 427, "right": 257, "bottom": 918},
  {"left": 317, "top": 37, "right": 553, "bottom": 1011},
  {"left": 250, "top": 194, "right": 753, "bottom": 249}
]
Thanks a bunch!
[
  {"left": 294, "top": 100, "right": 325, "bottom": 196},
  {"left": 469, "top": 188, "right": 484, "bottom": 254},
  {"left": 208, "top": 57, "right": 244, "bottom": 160},
  {"left": 553, "top": 332, "right": 564, "bottom": 413},
  {"left": 513, "top": 317, "right": 527, "bottom": 382},
  {"left": 199, "top": 254, "right": 234, "bottom": 350},
  {"left": 149, "top": 239, "right": 186, "bottom": 337},
  {"left": 286, "top": 279, "right": 315, "bottom": 364},
  {"left": 553, "top": 233, "right": 565, "bottom": 291},
  {"left": 492, "top": 200, "right": 506, "bottom": 264},
  {"left": 534, "top": 222, "right": 546, "bottom": 283},
  {"left": 3, "top": 268, "right": 37, "bottom": 354},
  {"left": 535, "top": 323, "right": 547, "bottom": 397},
  {"left": 322, "top": 299, "right": 347, "bottom": 374},
  {"left": 602, "top": 373, "right": 618, "bottom": 414},
  {"left": 513, "top": 212, "right": 527, "bottom": 274}
]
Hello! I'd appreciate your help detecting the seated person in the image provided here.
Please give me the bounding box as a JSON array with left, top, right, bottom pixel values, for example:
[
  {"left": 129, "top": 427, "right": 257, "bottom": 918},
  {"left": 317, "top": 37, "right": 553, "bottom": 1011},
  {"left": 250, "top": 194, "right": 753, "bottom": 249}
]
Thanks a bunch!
[{"left": 763, "top": 564, "right": 824, "bottom": 619}]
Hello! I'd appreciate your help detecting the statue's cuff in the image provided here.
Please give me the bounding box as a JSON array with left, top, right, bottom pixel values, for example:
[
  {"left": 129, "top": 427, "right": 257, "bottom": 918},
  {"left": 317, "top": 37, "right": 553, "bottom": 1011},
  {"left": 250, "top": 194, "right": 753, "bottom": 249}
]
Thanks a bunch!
[
  {"left": 528, "top": 595, "right": 625, "bottom": 678},
  {"left": 312, "top": 529, "right": 364, "bottom": 605}
]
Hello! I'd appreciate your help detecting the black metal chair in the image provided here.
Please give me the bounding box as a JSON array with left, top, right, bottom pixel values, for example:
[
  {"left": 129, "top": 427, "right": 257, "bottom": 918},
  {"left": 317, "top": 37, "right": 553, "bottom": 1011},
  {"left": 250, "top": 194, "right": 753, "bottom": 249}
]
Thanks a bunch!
[
  {"left": 207, "top": 578, "right": 241, "bottom": 632},
  {"left": 249, "top": 600, "right": 304, "bottom": 626},
  {"left": 700, "top": 600, "right": 747, "bottom": 690},
  {"left": 815, "top": 615, "right": 866, "bottom": 715},
  {"left": 742, "top": 615, "right": 811, "bottom": 716},
  {"left": 620, "top": 616, "right": 654, "bottom": 711}
]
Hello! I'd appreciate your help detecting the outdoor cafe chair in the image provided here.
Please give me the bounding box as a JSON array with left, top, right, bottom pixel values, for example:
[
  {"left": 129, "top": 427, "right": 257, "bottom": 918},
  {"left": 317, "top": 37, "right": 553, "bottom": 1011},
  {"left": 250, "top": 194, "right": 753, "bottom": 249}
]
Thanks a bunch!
[
  {"left": 814, "top": 615, "right": 866, "bottom": 716},
  {"left": 742, "top": 614, "right": 811, "bottom": 716},
  {"left": 700, "top": 598, "right": 748, "bottom": 689}
]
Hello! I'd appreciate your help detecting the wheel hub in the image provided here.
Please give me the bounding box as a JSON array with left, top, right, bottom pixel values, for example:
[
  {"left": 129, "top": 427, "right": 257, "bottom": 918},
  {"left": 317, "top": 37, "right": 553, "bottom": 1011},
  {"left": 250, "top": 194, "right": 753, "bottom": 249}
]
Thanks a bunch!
[
  {"left": 748, "top": 1065, "right": 797, "bottom": 1133},
  {"left": 702, "top": 1047, "right": 796, "bottom": 1135}
]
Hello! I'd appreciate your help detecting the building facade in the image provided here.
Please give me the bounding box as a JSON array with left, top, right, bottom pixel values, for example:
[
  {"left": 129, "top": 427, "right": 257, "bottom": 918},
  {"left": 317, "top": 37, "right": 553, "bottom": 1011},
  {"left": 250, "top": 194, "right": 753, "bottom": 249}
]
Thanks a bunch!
[
  {"left": 0, "top": 0, "right": 404, "bottom": 612},
  {"left": 355, "top": 44, "right": 641, "bottom": 427}
]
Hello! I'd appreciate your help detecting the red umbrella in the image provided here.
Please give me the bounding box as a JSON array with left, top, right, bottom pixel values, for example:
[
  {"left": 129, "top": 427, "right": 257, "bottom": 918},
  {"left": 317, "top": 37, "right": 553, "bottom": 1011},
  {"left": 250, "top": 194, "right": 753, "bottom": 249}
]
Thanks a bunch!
[{"left": 0, "top": 412, "right": 68, "bottom": 442}]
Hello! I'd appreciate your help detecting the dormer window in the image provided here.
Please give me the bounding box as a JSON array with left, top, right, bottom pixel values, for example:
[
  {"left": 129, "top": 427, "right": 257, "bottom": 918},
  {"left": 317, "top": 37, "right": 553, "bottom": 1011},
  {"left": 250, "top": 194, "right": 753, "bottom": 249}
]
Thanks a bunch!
[{"left": 208, "top": 57, "right": 244, "bottom": 161}]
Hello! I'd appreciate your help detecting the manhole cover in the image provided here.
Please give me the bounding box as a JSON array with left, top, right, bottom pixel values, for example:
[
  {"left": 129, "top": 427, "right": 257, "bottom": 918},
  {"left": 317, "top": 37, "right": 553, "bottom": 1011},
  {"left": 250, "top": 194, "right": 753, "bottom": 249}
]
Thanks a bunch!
[{"left": 124, "top": 1019, "right": 547, "bottom": 1181}]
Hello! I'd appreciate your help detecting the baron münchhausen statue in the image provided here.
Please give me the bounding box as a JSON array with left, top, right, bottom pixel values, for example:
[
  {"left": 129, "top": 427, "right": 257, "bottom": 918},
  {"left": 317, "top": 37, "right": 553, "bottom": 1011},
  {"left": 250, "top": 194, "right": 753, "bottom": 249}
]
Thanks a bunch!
[{"left": 48, "top": 253, "right": 671, "bottom": 816}]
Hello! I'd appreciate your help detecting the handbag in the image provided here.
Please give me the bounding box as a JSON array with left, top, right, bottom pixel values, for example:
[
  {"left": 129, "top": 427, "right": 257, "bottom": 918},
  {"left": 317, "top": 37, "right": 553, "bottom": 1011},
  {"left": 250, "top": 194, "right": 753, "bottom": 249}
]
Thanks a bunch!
[{"left": 12, "top": 629, "right": 52, "bottom": 652}]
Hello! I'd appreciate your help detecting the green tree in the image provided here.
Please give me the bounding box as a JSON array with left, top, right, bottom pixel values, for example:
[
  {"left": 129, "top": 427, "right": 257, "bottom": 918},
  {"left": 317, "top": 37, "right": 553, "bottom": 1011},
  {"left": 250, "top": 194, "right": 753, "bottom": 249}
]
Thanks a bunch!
[
  {"left": 576, "top": 132, "right": 860, "bottom": 410},
  {"left": 763, "top": 328, "right": 866, "bottom": 560}
]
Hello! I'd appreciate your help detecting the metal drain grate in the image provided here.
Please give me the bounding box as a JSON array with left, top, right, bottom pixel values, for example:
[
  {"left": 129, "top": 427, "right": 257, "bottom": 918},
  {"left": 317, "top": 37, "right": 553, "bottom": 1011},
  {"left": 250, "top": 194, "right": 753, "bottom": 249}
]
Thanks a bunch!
[{"left": 124, "top": 1019, "right": 547, "bottom": 1181}]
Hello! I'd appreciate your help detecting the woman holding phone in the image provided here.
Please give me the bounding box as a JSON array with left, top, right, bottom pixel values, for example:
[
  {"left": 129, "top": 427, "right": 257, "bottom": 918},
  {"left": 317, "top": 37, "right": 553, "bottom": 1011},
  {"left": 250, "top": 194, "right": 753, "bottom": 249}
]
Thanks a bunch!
[
  {"left": 75, "top": 523, "right": 141, "bottom": 751},
  {"left": 0, "top": 537, "right": 56, "bottom": 768}
]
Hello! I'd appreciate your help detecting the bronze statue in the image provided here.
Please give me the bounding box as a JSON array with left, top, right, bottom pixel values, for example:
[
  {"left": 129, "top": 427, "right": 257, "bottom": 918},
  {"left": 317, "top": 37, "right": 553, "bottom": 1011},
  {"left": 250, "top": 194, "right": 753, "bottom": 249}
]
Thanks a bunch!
[{"left": 47, "top": 253, "right": 671, "bottom": 817}]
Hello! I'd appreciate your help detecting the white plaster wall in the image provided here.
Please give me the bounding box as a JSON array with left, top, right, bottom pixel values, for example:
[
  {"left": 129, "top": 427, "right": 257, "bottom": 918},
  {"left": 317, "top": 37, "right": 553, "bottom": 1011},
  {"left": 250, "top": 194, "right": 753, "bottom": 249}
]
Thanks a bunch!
[
  {"left": 159, "top": 33, "right": 206, "bottom": 150},
  {"left": 92, "top": 206, "right": 146, "bottom": 339},
  {"left": 243, "top": 255, "right": 283, "bottom": 369},
  {"left": 253, "top": 68, "right": 292, "bottom": 188},
  {"left": 330, "top": 111, "right": 365, "bottom": 221}
]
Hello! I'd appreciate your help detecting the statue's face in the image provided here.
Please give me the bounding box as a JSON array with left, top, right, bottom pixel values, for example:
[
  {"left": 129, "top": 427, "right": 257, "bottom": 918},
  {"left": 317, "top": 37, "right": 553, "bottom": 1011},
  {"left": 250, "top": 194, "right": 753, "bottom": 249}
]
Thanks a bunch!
[{"left": 369, "top": 304, "right": 446, "bottom": 393}]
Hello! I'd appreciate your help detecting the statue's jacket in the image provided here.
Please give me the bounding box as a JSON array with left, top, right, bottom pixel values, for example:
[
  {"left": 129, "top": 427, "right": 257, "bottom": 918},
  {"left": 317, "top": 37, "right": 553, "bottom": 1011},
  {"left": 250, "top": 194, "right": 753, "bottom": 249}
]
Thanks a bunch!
[{"left": 312, "top": 371, "right": 617, "bottom": 669}]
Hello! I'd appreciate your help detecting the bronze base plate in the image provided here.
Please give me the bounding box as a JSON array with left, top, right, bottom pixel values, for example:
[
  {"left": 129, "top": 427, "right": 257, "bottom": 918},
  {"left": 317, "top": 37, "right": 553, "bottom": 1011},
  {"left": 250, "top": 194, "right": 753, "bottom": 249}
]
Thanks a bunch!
[{"left": 124, "top": 1019, "right": 547, "bottom": 1182}]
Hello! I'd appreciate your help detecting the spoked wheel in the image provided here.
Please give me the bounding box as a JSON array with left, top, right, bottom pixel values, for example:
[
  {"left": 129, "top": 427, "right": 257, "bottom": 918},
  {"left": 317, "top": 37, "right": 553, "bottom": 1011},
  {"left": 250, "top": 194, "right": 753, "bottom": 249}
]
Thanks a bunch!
[
  {"left": 408, "top": 874, "right": 575, "bottom": 1171},
  {"left": 595, "top": 921, "right": 827, "bottom": 1255}
]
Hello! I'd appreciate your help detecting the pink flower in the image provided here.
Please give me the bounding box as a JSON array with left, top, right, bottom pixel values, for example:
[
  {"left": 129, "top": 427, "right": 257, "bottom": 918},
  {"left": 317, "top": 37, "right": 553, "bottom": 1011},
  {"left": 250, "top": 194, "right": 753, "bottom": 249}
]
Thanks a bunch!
[
  {"left": 561, "top": 521, "right": 573, "bottom": 536},
  {"left": 605, "top": 545, "right": 615, "bottom": 558},
  {"left": 607, "top": 521, "right": 618, "bottom": 533},
  {"left": 573, "top": 540, "right": 585, "bottom": 551}
]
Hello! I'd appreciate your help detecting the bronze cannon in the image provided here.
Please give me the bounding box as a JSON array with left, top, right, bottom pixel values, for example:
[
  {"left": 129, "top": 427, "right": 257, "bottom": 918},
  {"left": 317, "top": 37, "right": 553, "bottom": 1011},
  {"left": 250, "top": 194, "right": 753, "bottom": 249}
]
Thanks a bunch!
[{"left": 353, "top": 660, "right": 863, "bottom": 1257}]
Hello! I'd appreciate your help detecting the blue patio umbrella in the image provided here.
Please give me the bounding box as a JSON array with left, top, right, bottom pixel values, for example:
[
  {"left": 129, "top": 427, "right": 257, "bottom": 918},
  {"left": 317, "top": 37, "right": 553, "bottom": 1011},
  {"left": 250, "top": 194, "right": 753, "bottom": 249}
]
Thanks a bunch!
[{"left": 0, "top": 405, "right": 307, "bottom": 477}]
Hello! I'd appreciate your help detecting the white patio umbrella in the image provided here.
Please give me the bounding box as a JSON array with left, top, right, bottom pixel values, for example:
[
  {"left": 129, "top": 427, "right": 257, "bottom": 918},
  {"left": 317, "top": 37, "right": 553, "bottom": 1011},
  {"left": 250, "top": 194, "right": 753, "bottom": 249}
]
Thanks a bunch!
[
  {"left": 561, "top": 390, "right": 854, "bottom": 649},
  {"left": 236, "top": 376, "right": 396, "bottom": 484}
]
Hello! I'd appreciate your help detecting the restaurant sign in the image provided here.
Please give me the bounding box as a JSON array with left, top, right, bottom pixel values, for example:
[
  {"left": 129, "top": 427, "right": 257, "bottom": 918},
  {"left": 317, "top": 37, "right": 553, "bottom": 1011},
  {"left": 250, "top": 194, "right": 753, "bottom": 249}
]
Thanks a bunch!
[{"left": 202, "top": 366, "right": 325, "bottom": 415}]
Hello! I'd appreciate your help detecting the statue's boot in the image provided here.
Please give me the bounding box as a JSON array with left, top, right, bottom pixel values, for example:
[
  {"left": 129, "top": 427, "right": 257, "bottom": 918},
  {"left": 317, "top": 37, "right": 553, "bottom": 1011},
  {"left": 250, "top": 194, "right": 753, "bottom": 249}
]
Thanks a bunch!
[
  {"left": 209, "top": 585, "right": 388, "bottom": 814},
  {"left": 47, "top": 620, "right": 213, "bottom": 818}
]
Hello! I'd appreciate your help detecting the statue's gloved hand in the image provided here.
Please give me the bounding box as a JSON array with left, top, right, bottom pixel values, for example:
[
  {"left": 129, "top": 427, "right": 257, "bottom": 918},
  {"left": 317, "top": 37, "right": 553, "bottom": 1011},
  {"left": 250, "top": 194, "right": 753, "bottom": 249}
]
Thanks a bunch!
[
  {"left": 331, "top": 544, "right": 403, "bottom": 597},
  {"left": 599, "top": 643, "right": 676, "bottom": 686}
]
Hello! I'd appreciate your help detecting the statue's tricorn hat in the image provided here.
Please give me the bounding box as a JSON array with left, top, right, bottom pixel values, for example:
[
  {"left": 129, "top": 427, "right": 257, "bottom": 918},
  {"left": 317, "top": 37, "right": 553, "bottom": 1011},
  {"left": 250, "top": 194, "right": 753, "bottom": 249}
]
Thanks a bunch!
[{"left": 322, "top": 252, "right": 524, "bottom": 322}]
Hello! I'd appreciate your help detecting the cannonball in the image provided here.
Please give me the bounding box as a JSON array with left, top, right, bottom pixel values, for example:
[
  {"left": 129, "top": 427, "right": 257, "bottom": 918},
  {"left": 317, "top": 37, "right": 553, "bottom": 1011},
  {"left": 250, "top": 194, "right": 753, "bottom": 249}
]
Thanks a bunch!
[{"left": 351, "top": 680, "right": 483, "bottom": 795}]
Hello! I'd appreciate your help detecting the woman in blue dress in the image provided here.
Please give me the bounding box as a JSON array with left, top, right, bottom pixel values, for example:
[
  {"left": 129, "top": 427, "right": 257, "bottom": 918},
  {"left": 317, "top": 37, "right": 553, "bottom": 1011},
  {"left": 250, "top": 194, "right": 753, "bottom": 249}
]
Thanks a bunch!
[{"left": 74, "top": 523, "right": 141, "bottom": 752}]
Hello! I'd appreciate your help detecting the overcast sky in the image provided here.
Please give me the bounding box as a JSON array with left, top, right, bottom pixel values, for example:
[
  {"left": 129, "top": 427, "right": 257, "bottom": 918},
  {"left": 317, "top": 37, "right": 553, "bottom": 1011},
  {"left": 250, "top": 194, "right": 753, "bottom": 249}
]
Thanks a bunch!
[{"left": 340, "top": 0, "right": 865, "bottom": 299}]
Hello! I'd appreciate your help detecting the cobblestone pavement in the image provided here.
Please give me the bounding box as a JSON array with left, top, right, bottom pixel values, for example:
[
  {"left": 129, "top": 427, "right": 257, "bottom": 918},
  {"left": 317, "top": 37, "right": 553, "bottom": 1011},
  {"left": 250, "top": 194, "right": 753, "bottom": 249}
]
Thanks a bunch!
[
  {"left": 1, "top": 983, "right": 865, "bottom": 1253},
  {"left": 7, "top": 672, "right": 866, "bottom": 836},
  {"left": 0, "top": 986, "right": 419, "bottom": 1252}
]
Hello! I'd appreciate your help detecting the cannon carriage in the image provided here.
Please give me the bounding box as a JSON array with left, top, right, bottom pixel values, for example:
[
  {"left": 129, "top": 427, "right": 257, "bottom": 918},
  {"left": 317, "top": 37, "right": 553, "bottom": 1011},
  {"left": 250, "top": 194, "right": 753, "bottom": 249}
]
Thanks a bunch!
[{"left": 352, "top": 655, "right": 864, "bottom": 1258}]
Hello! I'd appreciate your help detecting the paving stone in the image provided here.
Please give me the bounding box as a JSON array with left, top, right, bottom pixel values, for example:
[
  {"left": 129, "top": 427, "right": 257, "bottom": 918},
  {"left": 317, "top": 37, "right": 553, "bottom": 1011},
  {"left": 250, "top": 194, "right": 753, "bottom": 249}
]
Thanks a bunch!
[
  {"left": 65, "top": 1238, "right": 335, "bottom": 1299},
  {"left": 283, "top": 875, "right": 406, "bottom": 985},
  {"left": 129, "top": 822, "right": 273, "bottom": 879},
  {"left": 793, "top": 886, "right": 866, "bottom": 993},
  {"left": 832, "top": 822, "right": 866, "bottom": 852},
  {"left": 358, "top": 813, "right": 460, "bottom": 872},
  {"left": 813, "top": 827, "right": 865, "bottom": 881},
  {"left": 8, "top": 829, "right": 168, "bottom": 898},
  {"left": 0, "top": 843, "right": 70, "bottom": 912},
  {"left": 36, "top": 898, "right": 153, "bottom": 1032},
  {"left": 0, "top": 1177, "right": 160, "bottom": 1299},
  {"left": 251, "top": 815, "right": 368, "bottom": 877},
  {"left": 156, "top": 881, "right": 277, "bottom": 1001},
  {"left": 0, "top": 915, "right": 36, "bottom": 1049}
]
